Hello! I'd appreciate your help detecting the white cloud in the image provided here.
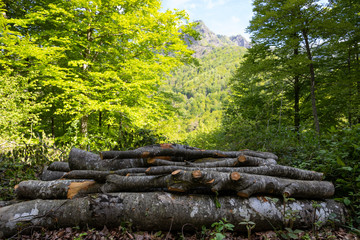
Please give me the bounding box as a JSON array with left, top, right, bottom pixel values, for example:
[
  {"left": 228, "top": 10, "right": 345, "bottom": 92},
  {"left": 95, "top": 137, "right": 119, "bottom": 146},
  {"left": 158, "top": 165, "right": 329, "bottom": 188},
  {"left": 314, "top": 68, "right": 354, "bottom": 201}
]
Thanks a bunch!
[
  {"left": 204, "top": 0, "right": 227, "bottom": 9},
  {"left": 189, "top": 3, "right": 197, "bottom": 9},
  {"left": 231, "top": 16, "right": 240, "bottom": 23},
  {"left": 164, "top": 0, "right": 193, "bottom": 9}
]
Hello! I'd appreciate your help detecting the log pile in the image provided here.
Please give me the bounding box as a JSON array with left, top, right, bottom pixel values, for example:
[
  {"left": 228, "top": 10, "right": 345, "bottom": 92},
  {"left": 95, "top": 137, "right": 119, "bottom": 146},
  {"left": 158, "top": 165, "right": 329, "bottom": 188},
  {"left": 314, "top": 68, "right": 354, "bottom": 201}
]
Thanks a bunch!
[{"left": 0, "top": 144, "right": 346, "bottom": 238}]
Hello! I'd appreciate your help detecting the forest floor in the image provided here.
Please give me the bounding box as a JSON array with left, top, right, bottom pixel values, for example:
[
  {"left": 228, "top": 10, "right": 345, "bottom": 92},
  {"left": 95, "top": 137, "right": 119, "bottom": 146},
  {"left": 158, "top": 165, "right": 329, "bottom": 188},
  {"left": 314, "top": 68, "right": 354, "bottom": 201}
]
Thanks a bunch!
[{"left": 6, "top": 226, "right": 359, "bottom": 240}]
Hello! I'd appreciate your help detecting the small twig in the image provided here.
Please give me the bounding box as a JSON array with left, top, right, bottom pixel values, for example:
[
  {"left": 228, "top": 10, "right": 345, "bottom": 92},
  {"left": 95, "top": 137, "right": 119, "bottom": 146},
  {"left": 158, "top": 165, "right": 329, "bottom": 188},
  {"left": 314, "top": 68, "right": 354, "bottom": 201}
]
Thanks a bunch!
[
  {"left": 181, "top": 223, "right": 197, "bottom": 239},
  {"left": 8, "top": 225, "right": 43, "bottom": 239},
  {"left": 165, "top": 217, "right": 174, "bottom": 239}
]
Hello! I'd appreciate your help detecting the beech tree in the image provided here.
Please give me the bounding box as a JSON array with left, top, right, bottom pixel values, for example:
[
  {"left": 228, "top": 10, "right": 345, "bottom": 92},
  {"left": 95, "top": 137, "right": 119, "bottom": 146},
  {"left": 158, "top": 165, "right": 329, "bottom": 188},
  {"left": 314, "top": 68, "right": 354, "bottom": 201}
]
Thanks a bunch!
[
  {"left": 1, "top": 0, "right": 198, "bottom": 148},
  {"left": 226, "top": 0, "right": 333, "bottom": 137},
  {"left": 0, "top": 1, "right": 65, "bottom": 142}
]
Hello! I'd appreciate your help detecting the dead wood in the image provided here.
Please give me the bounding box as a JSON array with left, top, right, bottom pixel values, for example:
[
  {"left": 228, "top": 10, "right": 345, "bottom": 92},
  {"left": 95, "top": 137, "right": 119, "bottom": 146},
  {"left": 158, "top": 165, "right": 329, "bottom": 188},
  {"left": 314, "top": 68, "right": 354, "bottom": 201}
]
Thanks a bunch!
[
  {"left": 47, "top": 161, "right": 70, "bottom": 172},
  {"left": 64, "top": 168, "right": 148, "bottom": 182},
  {"left": 15, "top": 179, "right": 102, "bottom": 200},
  {"left": 40, "top": 166, "right": 67, "bottom": 181},
  {"left": 68, "top": 148, "right": 148, "bottom": 170},
  {"left": 145, "top": 165, "right": 323, "bottom": 180},
  {"left": 98, "top": 170, "right": 333, "bottom": 198},
  {"left": 232, "top": 172, "right": 334, "bottom": 198},
  {"left": 100, "top": 147, "right": 277, "bottom": 161},
  {"left": 0, "top": 192, "right": 345, "bottom": 238}
]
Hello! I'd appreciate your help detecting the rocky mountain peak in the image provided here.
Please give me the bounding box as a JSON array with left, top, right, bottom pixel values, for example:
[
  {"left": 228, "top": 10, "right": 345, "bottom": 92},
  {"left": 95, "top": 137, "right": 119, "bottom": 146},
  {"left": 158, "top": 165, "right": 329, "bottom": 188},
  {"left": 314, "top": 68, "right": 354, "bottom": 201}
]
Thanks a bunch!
[{"left": 187, "top": 20, "right": 250, "bottom": 58}]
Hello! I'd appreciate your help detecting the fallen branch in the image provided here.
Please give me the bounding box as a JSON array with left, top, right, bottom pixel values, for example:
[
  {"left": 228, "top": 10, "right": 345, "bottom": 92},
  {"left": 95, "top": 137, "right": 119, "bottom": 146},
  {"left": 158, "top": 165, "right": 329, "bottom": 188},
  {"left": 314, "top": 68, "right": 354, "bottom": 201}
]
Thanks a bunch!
[
  {"left": 47, "top": 161, "right": 70, "bottom": 172},
  {"left": 68, "top": 148, "right": 147, "bottom": 170},
  {"left": 15, "top": 179, "right": 101, "bottom": 199},
  {"left": 40, "top": 166, "right": 67, "bottom": 181},
  {"left": 64, "top": 168, "right": 148, "bottom": 182}
]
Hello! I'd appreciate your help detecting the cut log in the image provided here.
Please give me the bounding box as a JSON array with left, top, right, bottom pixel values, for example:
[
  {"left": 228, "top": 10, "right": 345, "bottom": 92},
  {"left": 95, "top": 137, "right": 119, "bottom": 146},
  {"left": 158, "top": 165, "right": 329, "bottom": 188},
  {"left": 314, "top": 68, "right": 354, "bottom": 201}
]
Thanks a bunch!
[
  {"left": 68, "top": 148, "right": 101, "bottom": 170},
  {"left": 0, "top": 192, "right": 345, "bottom": 238},
  {"left": 47, "top": 161, "right": 70, "bottom": 172},
  {"left": 40, "top": 166, "right": 67, "bottom": 181},
  {"left": 164, "top": 170, "right": 333, "bottom": 198},
  {"left": 100, "top": 147, "right": 277, "bottom": 161},
  {"left": 101, "top": 174, "right": 170, "bottom": 193},
  {"left": 15, "top": 179, "right": 101, "bottom": 200},
  {"left": 64, "top": 168, "right": 148, "bottom": 182},
  {"left": 238, "top": 149, "right": 278, "bottom": 160},
  {"left": 231, "top": 172, "right": 334, "bottom": 199},
  {"left": 100, "top": 143, "right": 201, "bottom": 160},
  {"left": 145, "top": 165, "right": 323, "bottom": 180},
  {"left": 68, "top": 148, "right": 147, "bottom": 170},
  {"left": 100, "top": 171, "right": 333, "bottom": 198}
]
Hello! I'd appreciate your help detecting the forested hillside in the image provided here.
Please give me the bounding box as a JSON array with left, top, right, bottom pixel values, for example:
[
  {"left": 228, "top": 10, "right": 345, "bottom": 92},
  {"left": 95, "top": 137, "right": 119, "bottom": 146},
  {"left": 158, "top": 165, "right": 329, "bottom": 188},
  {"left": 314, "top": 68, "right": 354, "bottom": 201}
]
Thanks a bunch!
[{"left": 157, "top": 24, "right": 247, "bottom": 145}]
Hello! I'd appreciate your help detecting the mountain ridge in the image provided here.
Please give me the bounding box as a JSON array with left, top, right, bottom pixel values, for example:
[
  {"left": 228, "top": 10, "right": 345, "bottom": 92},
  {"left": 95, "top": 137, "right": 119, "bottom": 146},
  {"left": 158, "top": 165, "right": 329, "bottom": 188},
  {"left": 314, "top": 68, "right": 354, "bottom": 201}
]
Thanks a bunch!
[{"left": 187, "top": 20, "right": 250, "bottom": 58}]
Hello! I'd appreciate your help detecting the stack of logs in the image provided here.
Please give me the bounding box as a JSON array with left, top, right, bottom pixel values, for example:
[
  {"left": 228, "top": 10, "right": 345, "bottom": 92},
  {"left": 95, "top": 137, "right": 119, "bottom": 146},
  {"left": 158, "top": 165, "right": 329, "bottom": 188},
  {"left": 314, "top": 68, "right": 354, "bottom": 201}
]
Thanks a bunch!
[
  {"left": 17, "top": 143, "right": 334, "bottom": 199},
  {"left": 0, "top": 144, "right": 346, "bottom": 238}
]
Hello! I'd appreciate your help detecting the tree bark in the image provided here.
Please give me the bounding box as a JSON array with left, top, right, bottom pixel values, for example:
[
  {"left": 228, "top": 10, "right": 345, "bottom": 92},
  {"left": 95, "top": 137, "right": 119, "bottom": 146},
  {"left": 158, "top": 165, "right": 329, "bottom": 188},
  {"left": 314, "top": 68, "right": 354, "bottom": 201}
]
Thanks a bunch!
[
  {"left": 69, "top": 148, "right": 277, "bottom": 171},
  {"left": 40, "top": 166, "right": 67, "bottom": 181},
  {"left": 48, "top": 161, "right": 70, "bottom": 172},
  {"left": 100, "top": 171, "right": 333, "bottom": 198},
  {"left": 294, "top": 47, "right": 301, "bottom": 133},
  {"left": 68, "top": 148, "right": 148, "bottom": 171},
  {"left": 0, "top": 192, "right": 346, "bottom": 238},
  {"left": 64, "top": 169, "right": 148, "bottom": 182},
  {"left": 302, "top": 28, "right": 320, "bottom": 133},
  {"left": 145, "top": 164, "right": 323, "bottom": 180},
  {"left": 100, "top": 146, "right": 278, "bottom": 161},
  {"left": 15, "top": 180, "right": 101, "bottom": 200},
  {"left": 81, "top": 115, "right": 88, "bottom": 138}
]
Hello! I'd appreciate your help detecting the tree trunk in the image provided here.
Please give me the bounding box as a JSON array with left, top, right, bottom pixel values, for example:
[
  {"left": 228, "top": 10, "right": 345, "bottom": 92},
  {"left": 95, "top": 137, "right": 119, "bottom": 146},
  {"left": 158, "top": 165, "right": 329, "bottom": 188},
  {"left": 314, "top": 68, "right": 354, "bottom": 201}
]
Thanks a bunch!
[
  {"left": 302, "top": 28, "right": 320, "bottom": 133},
  {"left": 81, "top": 115, "right": 88, "bottom": 138},
  {"left": 294, "top": 48, "right": 301, "bottom": 133},
  {"left": 51, "top": 116, "right": 55, "bottom": 138},
  {"left": 0, "top": 192, "right": 346, "bottom": 238}
]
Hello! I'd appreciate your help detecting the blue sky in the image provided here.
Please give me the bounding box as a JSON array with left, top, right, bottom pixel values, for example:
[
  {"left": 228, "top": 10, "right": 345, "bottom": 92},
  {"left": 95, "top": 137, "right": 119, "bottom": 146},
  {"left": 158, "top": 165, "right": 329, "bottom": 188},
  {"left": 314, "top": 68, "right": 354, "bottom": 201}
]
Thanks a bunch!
[{"left": 161, "top": 0, "right": 254, "bottom": 41}]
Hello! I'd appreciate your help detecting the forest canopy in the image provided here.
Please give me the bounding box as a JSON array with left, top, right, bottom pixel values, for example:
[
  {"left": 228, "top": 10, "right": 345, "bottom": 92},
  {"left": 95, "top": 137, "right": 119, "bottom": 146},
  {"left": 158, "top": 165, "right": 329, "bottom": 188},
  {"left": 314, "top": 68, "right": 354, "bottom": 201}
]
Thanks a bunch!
[{"left": 0, "top": 0, "right": 198, "bottom": 150}]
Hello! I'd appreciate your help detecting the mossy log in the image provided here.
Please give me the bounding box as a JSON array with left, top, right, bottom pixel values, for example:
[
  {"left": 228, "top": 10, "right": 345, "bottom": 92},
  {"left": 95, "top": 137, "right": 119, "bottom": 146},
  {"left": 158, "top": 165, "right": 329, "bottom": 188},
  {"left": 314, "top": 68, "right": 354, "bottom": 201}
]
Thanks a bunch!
[{"left": 0, "top": 192, "right": 345, "bottom": 238}]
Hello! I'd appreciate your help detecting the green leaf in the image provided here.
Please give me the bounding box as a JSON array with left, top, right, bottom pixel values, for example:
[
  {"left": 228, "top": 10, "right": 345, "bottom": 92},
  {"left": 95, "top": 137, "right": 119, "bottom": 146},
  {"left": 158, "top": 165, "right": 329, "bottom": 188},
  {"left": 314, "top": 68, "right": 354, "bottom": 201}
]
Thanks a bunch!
[
  {"left": 336, "top": 157, "right": 346, "bottom": 167},
  {"left": 215, "top": 233, "right": 225, "bottom": 240},
  {"left": 340, "top": 167, "right": 353, "bottom": 171},
  {"left": 343, "top": 198, "right": 351, "bottom": 206},
  {"left": 288, "top": 233, "right": 298, "bottom": 239}
]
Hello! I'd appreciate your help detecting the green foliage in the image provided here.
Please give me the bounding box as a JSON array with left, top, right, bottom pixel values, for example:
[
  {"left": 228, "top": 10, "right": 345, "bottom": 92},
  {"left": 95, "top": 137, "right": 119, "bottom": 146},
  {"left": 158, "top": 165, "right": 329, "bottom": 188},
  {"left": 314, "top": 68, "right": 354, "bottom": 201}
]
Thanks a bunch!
[
  {"left": 158, "top": 46, "right": 246, "bottom": 146},
  {"left": 209, "top": 218, "right": 234, "bottom": 240},
  {"left": 0, "top": 0, "right": 199, "bottom": 150},
  {"left": 239, "top": 219, "right": 256, "bottom": 240},
  {"left": 279, "top": 228, "right": 304, "bottom": 240},
  {"left": 0, "top": 133, "right": 69, "bottom": 200}
]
